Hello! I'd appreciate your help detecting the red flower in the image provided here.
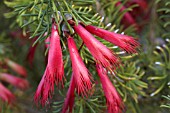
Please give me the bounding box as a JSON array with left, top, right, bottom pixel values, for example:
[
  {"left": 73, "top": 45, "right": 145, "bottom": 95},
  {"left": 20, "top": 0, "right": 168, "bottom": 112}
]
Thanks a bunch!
[
  {"left": 67, "top": 36, "right": 92, "bottom": 96},
  {"left": 34, "top": 23, "right": 64, "bottom": 106},
  {"left": 96, "top": 64, "right": 123, "bottom": 113},
  {"left": 26, "top": 37, "right": 38, "bottom": 65},
  {"left": 126, "top": 0, "right": 148, "bottom": 14},
  {"left": 34, "top": 74, "right": 48, "bottom": 106},
  {"left": 116, "top": 2, "right": 137, "bottom": 28},
  {"left": 26, "top": 45, "right": 37, "bottom": 65},
  {"left": 46, "top": 24, "right": 64, "bottom": 86},
  {"left": 0, "top": 73, "right": 29, "bottom": 90},
  {"left": 62, "top": 74, "right": 75, "bottom": 113},
  {"left": 85, "top": 25, "right": 139, "bottom": 53},
  {"left": 5, "top": 58, "right": 27, "bottom": 77},
  {"left": 0, "top": 82, "right": 15, "bottom": 104},
  {"left": 27, "top": 35, "right": 50, "bottom": 65},
  {"left": 73, "top": 24, "right": 120, "bottom": 70}
]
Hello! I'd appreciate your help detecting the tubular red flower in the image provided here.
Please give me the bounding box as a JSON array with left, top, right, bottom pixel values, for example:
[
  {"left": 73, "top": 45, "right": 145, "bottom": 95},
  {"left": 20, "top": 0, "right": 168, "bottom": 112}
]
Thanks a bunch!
[
  {"left": 73, "top": 24, "right": 120, "bottom": 69},
  {"left": 47, "top": 24, "right": 64, "bottom": 86},
  {"left": 34, "top": 23, "right": 64, "bottom": 106},
  {"left": 96, "top": 64, "right": 123, "bottom": 113},
  {"left": 0, "top": 73, "right": 29, "bottom": 90},
  {"left": 4, "top": 58, "right": 27, "bottom": 77},
  {"left": 116, "top": 2, "right": 137, "bottom": 28},
  {"left": 0, "top": 82, "right": 15, "bottom": 104},
  {"left": 128, "top": 0, "right": 148, "bottom": 12},
  {"left": 62, "top": 74, "right": 75, "bottom": 113},
  {"left": 26, "top": 37, "right": 38, "bottom": 65},
  {"left": 67, "top": 36, "right": 92, "bottom": 96},
  {"left": 85, "top": 25, "right": 139, "bottom": 54},
  {"left": 26, "top": 44, "right": 37, "bottom": 65}
]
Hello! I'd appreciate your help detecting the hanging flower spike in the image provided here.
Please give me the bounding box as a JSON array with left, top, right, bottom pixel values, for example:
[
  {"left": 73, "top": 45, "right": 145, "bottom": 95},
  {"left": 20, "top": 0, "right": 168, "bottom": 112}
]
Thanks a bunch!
[
  {"left": 96, "top": 64, "right": 124, "bottom": 113},
  {"left": 4, "top": 58, "right": 27, "bottom": 77},
  {"left": 67, "top": 35, "right": 92, "bottom": 96},
  {"left": 26, "top": 44, "right": 37, "bottom": 65},
  {"left": 0, "top": 82, "right": 15, "bottom": 104},
  {"left": 71, "top": 23, "right": 120, "bottom": 70},
  {"left": 85, "top": 25, "right": 140, "bottom": 54},
  {"left": 34, "top": 23, "right": 64, "bottom": 106},
  {"left": 62, "top": 74, "right": 75, "bottom": 113},
  {"left": 0, "top": 73, "right": 29, "bottom": 90},
  {"left": 47, "top": 23, "right": 64, "bottom": 86},
  {"left": 116, "top": 2, "right": 138, "bottom": 29},
  {"left": 26, "top": 37, "right": 38, "bottom": 65}
]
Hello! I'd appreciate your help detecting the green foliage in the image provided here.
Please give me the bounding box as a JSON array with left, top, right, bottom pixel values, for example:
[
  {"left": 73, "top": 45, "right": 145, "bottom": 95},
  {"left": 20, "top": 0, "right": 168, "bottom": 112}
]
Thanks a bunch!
[
  {"left": 0, "top": 34, "right": 12, "bottom": 66},
  {"left": 53, "top": 91, "right": 106, "bottom": 113},
  {"left": 148, "top": 40, "right": 170, "bottom": 96},
  {"left": 98, "top": 0, "right": 137, "bottom": 32},
  {"left": 116, "top": 62, "right": 147, "bottom": 103},
  {"left": 161, "top": 95, "right": 170, "bottom": 109},
  {"left": 157, "top": 0, "right": 170, "bottom": 38},
  {"left": 4, "top": 0, "right": 96, "bottom": 45}
]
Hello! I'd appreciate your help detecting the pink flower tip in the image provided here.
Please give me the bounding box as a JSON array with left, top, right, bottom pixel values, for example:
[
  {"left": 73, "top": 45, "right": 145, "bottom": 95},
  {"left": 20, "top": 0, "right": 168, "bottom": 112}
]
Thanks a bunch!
[
  {"left": 0, "top": 73, "right": 29, "bottom": 90},
  {"left": 34, "top": 74, "right": 49, "bottom": 106},
  {"left": 0, "top": 83, "right": 15, "bottom": 104},
  {"left": 62, "top": 74, "right": 75, "bottom": 113},
  {"left": 5, "top": 58, "right": 27, "bottom": 77}
]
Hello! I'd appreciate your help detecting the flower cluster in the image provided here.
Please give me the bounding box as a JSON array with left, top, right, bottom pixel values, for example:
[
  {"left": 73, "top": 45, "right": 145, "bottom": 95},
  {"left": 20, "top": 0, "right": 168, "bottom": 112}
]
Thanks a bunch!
[
  {"left": 34, "top": 18, "right": 139, "bottom": 113},
  {"left": 0, "top": 58, "right": 29, "bottom": 105}
]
